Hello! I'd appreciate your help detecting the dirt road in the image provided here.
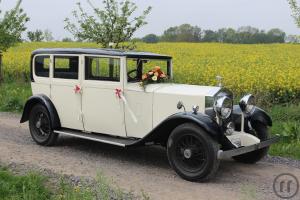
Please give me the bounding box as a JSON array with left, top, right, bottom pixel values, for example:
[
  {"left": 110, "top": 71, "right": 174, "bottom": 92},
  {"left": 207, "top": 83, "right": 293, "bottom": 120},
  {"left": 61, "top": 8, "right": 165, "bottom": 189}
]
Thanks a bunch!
[{"left": 0, "top": 113, "right": 299, "bottom": 200}]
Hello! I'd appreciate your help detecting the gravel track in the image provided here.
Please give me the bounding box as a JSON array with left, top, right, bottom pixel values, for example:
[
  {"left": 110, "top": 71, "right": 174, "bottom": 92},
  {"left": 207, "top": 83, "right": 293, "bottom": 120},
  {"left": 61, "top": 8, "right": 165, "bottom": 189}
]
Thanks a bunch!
[{"left": 0, "top": 112, "right": 299, "bottom": 200}]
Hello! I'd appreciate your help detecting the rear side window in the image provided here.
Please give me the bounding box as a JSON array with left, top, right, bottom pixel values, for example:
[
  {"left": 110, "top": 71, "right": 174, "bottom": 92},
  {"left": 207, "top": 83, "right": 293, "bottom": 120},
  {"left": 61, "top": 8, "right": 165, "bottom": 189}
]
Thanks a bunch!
[
  {"left": 35, "top": 56, "right": 50, "bottom": 77},
  {"left": 54, "top": 56, "right": 79, "bottom": 79},
  {"left": 85, "top": 57, "right": 120, "bottom": 82}
]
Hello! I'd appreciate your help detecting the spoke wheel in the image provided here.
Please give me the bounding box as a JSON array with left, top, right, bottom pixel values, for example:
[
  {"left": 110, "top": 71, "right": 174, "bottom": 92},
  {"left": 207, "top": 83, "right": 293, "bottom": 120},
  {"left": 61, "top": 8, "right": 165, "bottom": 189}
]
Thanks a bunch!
[
  {"left": 32, "top": 112, "right": 51, "bottom": 141},
  {"left": 167, "top": 123, "right": 220, "bottom": 182},
  {"left": 175, "top": 134, "right": 207, "bottom": 173},
  {"left": 29, "top": 104, "right": 58, "bottom": 146}
]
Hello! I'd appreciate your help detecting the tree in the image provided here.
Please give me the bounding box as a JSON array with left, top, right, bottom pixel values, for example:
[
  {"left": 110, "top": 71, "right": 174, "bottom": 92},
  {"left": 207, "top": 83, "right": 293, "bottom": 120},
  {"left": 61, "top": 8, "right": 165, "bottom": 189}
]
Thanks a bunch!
[
  {"left": 64, "top": 0, "right": 152, "bottom": 49},
  {"left": 267, "top": 28, "right": 286, "bottom": 43},
  {"left": 0, "top": 0, "right": 29, "bottom": 82},
  {"left": 176, "top": 24, "right": 201, "bottom": 42},
  {"left": 0, "top": 0, "right": 29, "bottom": 52},
  {"left": 142, "top": 34, "right": 159, "bottom": 43},
  {"left": 44, "top": 29, "right": 54, "bottom": 42},
  {"left": 27, "top": 30, "right": 44, "bottom": 42},
  {"left": 62, "top": 37, "right": 73, "bottom": 42},
  {"left": 161, "top": 26, "right": 178, "bottom": 42},
  {"left": 236, "top": 26, "right": 260, "bottom": 44},
  {"left": 288, "top": 0, "right": 300, "bottom": 28},
  {"left": 202, "top": 30, "right": 218, "bottom": 42},
  {"left": 161, "top": 24, "right": 202, "bottom": 42}
]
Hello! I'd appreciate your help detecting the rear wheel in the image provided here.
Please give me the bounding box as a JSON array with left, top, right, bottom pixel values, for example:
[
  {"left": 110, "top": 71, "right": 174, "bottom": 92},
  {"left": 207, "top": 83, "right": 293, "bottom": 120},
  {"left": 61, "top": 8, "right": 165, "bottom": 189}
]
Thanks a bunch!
[
  {"left": 29, "top": 104, "right": 58, "bottom": 146},
  {"left": 167, "top": 123, "right": 220, "bottom": 182},
  {"left": 233, "top": 122, "right": 269, "bottom": 164}
]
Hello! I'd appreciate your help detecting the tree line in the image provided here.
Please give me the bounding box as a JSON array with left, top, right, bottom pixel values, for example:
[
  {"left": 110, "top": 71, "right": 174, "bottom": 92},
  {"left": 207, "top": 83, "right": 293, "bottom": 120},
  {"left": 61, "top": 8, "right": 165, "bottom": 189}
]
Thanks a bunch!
[{"left": 141, "top": 24, "right": 299, "bottom": 44}]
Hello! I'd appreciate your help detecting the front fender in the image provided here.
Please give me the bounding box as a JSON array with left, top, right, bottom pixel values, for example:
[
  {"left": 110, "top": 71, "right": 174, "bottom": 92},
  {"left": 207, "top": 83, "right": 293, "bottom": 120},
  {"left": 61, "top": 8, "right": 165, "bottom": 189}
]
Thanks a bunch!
[
  {"left": 232, "top": 105, "right": 272, "bottom": 128},
  {"left": 20, "top": 94, "right": 61, "bottom": 129},
  {"left": 133, "top": 112, "right": 225, "bottom": 147},
  {"left": 250, "top": 107, "right": 272, "bottom": 126}
]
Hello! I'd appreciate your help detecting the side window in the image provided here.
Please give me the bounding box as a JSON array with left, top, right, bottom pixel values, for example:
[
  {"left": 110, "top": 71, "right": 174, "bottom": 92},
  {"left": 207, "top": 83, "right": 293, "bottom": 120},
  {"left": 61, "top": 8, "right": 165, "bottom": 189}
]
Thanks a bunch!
[
  {"left": 85, "top": 57, "right": 120, "bottom": 81},
  {"left": 35, "top": 56, "right": 50, "bottom": 77},
  {"left": 54, "top": 56, "right": 79, "bottom": 79}
]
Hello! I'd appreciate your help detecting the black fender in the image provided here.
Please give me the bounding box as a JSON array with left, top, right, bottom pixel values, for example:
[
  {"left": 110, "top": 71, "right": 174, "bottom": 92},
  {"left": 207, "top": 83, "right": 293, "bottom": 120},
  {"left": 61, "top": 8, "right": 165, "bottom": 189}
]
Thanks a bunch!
[
  {"left": 232, "top": 105, "right": 272, "bottom": 129},
  {"left": 20, "top": 94, "right": 61, "bottom": 129},
  {"left": 133, "top": 112, "right": 226, "bottom": 147}
]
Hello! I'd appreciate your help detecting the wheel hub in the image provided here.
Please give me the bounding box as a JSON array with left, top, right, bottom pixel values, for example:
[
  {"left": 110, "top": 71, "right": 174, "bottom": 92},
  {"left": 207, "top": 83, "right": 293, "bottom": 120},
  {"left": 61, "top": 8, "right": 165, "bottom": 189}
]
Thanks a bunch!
[
  {"left": 183, "top": 149, "right": 192, "bottom": 159},
  {"left": 36, "top": 120, "right": 41, "bottom": 129}
]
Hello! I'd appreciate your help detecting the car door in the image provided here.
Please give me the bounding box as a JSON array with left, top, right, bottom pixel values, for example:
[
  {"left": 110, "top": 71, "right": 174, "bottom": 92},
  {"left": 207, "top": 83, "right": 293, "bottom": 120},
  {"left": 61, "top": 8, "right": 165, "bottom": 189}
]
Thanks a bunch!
[
  {"left": 81, "top": 55, "right": 126, "bottom": 137},
  {"left": 123, "top": 58, "right": 155, "bottom": 139},
  {"left": 50, "top": 55, "right": 84, "bottom": 130}
]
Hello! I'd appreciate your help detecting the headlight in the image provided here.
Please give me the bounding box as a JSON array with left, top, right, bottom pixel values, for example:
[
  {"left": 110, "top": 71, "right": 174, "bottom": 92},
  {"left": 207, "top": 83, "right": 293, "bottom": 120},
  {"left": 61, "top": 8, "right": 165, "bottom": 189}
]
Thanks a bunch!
[
  {"left": 239, "top": 94, "right": 255, "bottom": 113},
  {"left": 213, "top": 96, "right": 233, "bottom": 119}
]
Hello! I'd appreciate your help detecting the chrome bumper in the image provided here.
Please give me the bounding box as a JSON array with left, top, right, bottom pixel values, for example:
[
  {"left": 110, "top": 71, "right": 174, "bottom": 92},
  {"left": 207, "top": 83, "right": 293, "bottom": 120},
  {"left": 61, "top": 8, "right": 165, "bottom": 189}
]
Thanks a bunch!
[{"left": 218, "top": 137, "right": 280, "bottom": 159}]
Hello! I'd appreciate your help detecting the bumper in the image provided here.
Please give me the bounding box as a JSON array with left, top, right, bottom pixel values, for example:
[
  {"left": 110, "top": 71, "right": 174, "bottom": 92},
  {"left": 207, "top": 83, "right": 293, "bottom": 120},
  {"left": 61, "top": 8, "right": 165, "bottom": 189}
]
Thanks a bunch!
[{"left": 218, "top": 137, "right": 280, "bottom": 159}]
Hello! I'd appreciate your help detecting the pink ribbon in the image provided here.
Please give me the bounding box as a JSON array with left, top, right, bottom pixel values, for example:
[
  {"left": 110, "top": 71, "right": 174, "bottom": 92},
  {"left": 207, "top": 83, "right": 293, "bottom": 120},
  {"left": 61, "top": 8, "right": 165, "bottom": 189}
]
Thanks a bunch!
[
  {"left": 74, "top": 85, "right": 81, "bottom": 93},
  {"left": 115, "top": 88, "right": 122, "bottom": 99}
]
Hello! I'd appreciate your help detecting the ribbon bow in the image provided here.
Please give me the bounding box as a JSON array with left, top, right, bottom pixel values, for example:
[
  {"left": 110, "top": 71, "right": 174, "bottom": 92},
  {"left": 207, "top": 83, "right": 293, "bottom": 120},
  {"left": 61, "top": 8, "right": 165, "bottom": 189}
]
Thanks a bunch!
[
  {"left": 74, "top": 85, "right": 81, "bottom": 94},
  {"left": 115, "top": 88, "right": 122, "bottom": 99}
]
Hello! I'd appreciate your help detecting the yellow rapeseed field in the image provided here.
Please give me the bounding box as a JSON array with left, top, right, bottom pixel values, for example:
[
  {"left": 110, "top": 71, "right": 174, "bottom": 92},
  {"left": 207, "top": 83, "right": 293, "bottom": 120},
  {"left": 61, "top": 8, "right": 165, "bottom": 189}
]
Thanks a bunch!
[{"left": 2, "top": 42, "right": 300, "bottom": 102}]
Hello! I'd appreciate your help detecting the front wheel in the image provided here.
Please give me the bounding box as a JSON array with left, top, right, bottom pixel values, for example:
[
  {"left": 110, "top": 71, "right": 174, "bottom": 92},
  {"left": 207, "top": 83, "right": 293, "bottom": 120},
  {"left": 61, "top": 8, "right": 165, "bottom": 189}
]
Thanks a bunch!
[
  {"left": 167, "top": 123, "right": 220, "bottom": 182},
  {"left": 233, "top": 122, "right": 269, "bottom": 164},
  {"left": 29, "top": 104, "right": 58, "bottom": 146}
]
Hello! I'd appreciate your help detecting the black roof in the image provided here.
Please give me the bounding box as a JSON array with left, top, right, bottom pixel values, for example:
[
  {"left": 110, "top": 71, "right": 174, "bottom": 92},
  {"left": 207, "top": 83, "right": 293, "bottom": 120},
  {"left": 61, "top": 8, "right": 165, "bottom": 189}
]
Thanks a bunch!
[{"left": 32, "top": 48, "right": 172, "bottom": 59}]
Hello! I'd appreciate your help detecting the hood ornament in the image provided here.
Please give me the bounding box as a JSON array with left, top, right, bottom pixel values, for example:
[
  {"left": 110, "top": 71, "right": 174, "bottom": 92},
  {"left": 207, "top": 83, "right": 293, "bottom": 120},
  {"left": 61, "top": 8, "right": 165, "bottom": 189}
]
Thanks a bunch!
[{"left": 216, "top": 75, "right": 223, "bottom": 87}]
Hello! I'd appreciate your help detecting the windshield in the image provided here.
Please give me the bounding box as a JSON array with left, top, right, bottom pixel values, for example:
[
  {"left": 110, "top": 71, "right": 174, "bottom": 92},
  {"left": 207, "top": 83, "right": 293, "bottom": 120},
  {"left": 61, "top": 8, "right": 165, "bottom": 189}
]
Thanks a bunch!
[{"left": 126, "top": 58, "right": 171, "bottom": 83}]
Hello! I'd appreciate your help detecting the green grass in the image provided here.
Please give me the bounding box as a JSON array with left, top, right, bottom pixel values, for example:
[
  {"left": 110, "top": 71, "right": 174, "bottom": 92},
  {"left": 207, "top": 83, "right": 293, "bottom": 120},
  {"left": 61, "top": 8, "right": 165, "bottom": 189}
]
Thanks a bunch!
[
  {"left": 0, "top": 166, "right": 137, "bottom": 200},
  {"left": 0, "top": 82, "right": 32, "bottom": 113},
  {"left": 0, "top": 167, "right": 50, "bottom": 200},
  {"left": 269, "top": 104, "right": 300, "bottom": 159}
]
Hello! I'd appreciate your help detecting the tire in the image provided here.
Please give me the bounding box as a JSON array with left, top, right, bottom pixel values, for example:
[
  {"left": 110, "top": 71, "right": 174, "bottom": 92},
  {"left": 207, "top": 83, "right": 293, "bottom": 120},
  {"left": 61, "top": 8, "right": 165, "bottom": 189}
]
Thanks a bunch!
[
  {"left": 29, "top": 104, "right": 58, "bottom": 146},
  {"left": 167, "top": 123, "right": 220, "bottom": 182},
  {"left": 233, "top": 122, "right": 269, "bottom": 164}
]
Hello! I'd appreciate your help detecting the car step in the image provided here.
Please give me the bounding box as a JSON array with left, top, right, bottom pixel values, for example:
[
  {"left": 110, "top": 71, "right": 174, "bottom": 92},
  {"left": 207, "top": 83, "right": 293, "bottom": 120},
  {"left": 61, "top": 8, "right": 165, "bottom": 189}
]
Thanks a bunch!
[{"left": 54, "top": 129, "right": 139, "bottom": 147}]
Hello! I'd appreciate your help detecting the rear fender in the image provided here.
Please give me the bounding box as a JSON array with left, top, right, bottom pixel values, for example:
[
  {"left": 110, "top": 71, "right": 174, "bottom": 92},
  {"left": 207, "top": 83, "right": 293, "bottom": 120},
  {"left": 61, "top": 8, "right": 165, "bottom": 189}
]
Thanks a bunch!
[{"left": 20, "top": 94, "right": 61, "bottom": 129}]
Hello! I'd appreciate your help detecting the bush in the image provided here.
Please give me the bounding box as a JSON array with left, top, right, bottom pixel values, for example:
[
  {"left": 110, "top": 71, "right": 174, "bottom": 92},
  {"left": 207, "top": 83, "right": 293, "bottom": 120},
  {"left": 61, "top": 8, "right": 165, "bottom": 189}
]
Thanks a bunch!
[{"left": 142, "top": 34, "right": 159, "bottom": 43}]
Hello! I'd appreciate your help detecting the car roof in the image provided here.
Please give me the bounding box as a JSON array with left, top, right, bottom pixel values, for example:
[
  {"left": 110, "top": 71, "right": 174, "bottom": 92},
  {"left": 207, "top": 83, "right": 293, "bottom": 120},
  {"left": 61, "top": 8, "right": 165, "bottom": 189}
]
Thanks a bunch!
[{"left": 32, "top": 48, "right": 172, "bottom": 60}]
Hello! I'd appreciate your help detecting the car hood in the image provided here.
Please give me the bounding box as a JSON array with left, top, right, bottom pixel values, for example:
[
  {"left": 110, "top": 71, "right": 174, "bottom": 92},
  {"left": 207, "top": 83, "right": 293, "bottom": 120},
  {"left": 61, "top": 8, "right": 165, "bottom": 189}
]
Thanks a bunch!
[{"left": 146, "top": 83, "right": 221, "bottom": 97}]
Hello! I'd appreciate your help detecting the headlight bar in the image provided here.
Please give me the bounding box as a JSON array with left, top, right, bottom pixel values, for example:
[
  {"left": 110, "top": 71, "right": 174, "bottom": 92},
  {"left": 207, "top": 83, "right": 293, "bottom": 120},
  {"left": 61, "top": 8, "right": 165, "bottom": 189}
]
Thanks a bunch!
[
  {"left": 239, "top": 94, "right": 255, "bottom": 114},
  {"left": 213, "top": 96, "right": 233, "bottom": 119}
]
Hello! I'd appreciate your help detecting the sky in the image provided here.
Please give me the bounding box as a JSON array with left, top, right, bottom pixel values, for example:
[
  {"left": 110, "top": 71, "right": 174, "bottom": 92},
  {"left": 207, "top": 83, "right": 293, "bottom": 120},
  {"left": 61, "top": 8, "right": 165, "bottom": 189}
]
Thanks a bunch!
[{"left": 1, "top": 0, "right": 299, "bottom": 40}]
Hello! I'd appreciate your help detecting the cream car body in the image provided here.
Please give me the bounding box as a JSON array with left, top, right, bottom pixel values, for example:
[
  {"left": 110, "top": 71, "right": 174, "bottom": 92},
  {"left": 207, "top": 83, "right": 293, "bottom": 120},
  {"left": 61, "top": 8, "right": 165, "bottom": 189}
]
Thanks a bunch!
[{"left": 21, "top": 48, "right": 278, "bottom": 181}]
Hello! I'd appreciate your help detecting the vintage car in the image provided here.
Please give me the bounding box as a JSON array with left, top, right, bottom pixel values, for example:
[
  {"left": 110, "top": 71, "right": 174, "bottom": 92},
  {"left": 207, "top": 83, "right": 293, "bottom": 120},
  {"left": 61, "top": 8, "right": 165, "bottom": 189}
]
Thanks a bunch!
[{"left": 20, "top": 48, "right": 278, "bottom": 181}]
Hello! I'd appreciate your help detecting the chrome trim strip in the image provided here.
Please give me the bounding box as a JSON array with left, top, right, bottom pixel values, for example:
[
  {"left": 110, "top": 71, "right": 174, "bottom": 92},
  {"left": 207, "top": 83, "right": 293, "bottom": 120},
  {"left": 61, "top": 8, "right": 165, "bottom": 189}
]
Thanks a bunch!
[{"left": 54, "top": 130, "right": 126, "bottom": 147}]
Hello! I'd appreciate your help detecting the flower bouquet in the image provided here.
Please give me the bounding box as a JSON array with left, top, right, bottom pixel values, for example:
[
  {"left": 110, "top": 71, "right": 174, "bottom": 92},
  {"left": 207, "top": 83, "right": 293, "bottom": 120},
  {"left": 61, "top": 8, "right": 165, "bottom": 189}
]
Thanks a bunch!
[{"left": 140, "top": 66, "right": 168, "bottom": 89}]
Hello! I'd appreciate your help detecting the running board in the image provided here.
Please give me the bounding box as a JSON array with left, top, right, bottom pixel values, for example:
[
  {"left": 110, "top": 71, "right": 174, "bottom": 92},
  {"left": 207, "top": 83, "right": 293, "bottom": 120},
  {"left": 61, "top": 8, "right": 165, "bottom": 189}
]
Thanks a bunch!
[{"left": 54, "top": 129, "right": 139, "bottom": 147}]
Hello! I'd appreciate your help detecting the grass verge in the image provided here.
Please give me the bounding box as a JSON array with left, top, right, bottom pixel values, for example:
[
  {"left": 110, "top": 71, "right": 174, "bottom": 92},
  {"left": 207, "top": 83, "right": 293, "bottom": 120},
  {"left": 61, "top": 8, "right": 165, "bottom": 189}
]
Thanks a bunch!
[
  {"left": 0, "top": 166, "right": 139, "bottom": 200},
  {"left": 0, "top": 82, "right": 31, "bottom": 113},
  {"left": 268, "top": 104, "right": 300, "bottom": 159},
  {"left": 0, "top": 166, "right": 50, "bottom": 200}
]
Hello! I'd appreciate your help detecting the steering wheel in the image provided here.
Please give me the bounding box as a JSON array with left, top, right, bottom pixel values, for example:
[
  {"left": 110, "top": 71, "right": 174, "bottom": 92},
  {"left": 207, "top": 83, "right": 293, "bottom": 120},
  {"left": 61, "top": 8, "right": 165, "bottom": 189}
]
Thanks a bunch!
[{"left": 127, "top": 69, "right": 138, "bottom": 81}]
